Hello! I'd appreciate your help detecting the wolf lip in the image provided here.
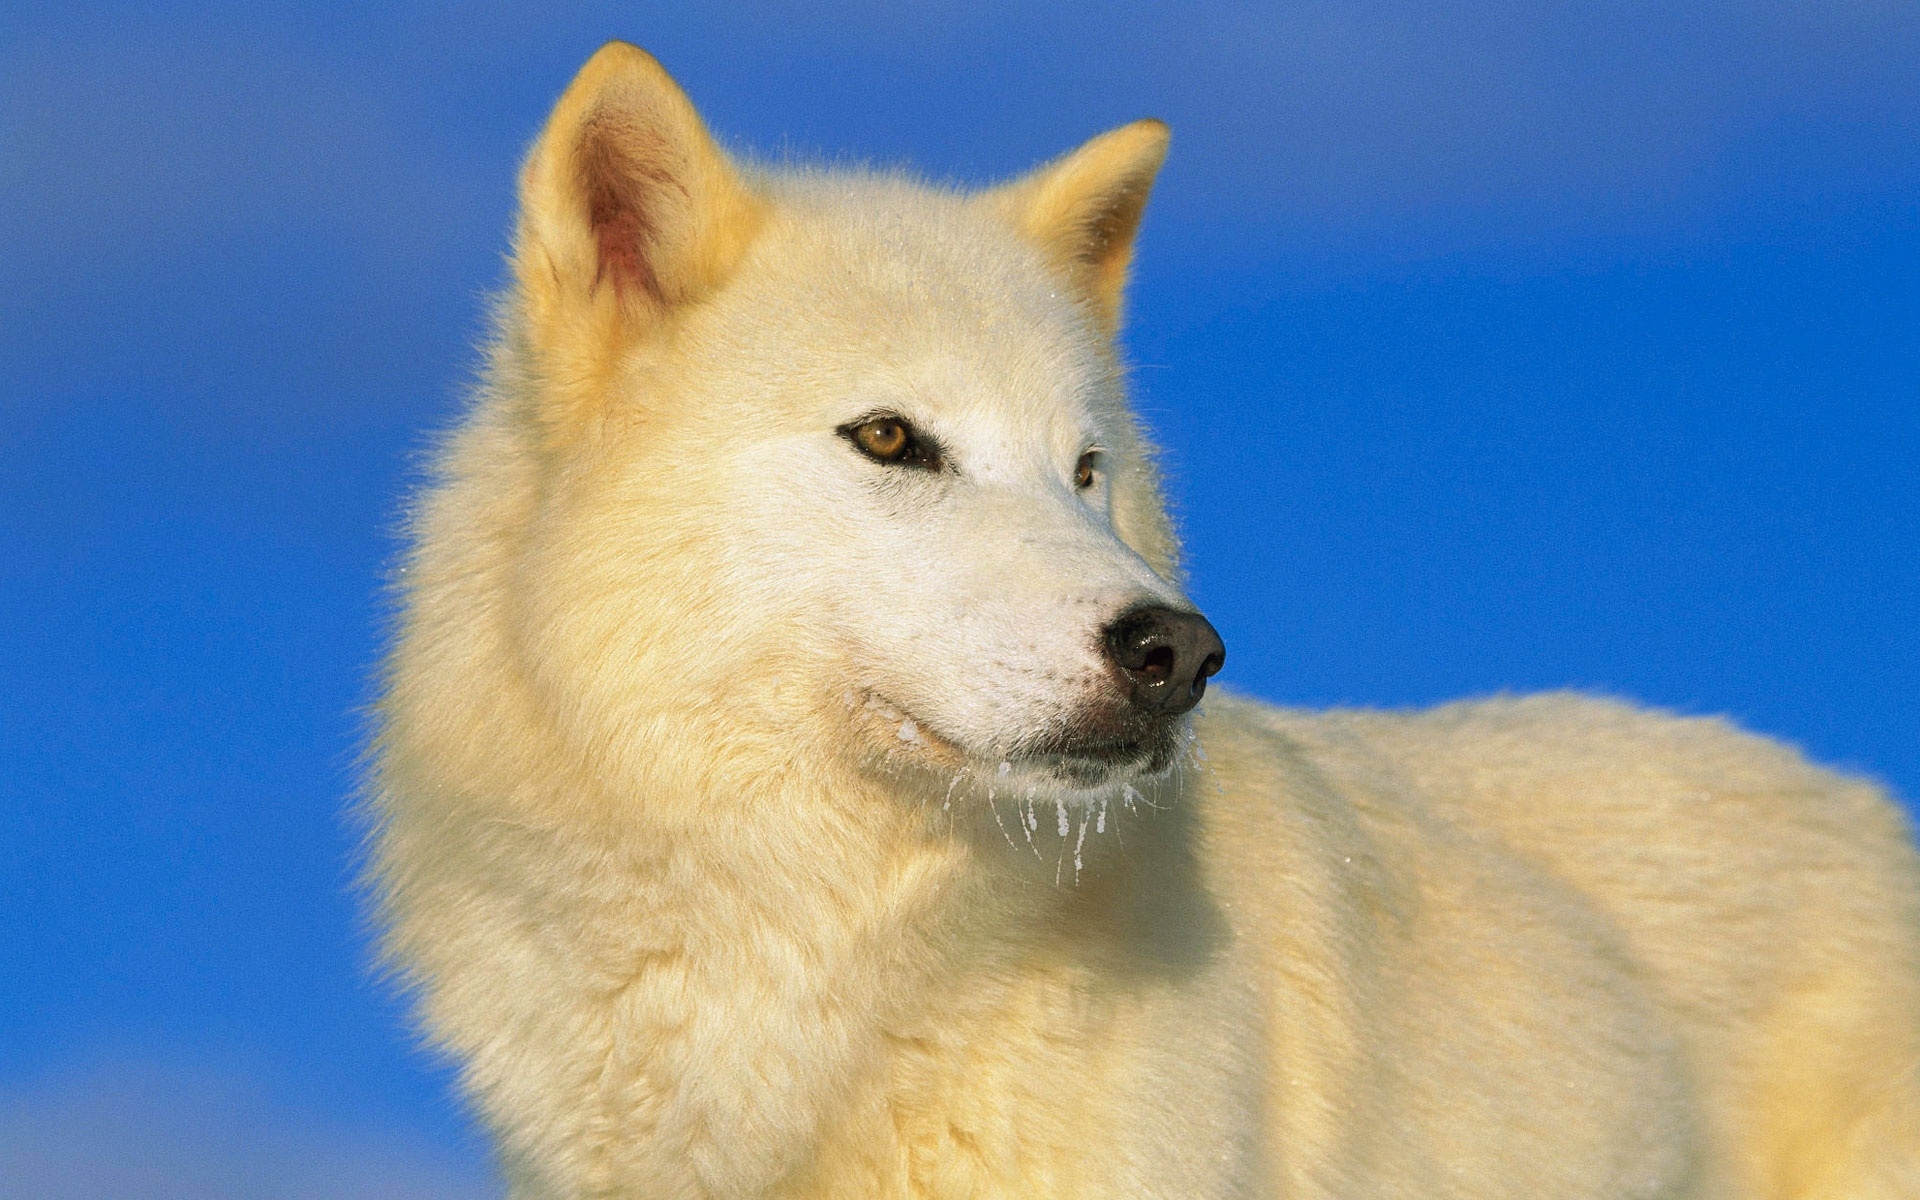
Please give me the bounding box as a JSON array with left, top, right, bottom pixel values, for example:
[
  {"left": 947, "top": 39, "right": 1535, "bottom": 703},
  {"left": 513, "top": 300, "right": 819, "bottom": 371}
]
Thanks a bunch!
[
  {"left": 862, "top": 690, "right": 1166, "bottom": 785},
  {"left": 1026, "top": 716, "right": 1182, "bottom": 766},
  {"left": 1042, "top": 738, "right": 1149, "bottom": 765},
  {"left": 1017, "top": 724, "right": 1182, "bottom": 785}
]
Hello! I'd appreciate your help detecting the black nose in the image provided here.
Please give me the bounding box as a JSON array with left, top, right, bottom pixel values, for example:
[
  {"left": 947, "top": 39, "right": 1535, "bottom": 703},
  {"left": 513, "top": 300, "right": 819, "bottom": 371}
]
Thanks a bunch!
[{"left": 1102, "top": 605, "right": 1226, "bottom": 716}]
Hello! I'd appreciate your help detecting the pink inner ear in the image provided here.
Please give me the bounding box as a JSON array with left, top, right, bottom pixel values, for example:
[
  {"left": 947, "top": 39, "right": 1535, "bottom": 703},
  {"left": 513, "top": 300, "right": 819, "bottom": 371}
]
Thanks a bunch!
[{"left": 574, "top": 111, "right": 684, "bottom": 303}]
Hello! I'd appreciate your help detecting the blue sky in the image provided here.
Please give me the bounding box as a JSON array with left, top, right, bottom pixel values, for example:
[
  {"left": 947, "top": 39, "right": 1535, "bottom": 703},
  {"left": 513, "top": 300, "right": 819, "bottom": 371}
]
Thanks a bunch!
[{"left": 3, "top": 2, "right": 1916, "bottom": 1193}]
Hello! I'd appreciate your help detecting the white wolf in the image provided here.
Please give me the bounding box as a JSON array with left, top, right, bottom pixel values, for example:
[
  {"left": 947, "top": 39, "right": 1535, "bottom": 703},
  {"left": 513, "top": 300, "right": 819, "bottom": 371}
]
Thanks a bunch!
[{"left": 367, "top": 42, "right": 1920, "bottom": 1199}]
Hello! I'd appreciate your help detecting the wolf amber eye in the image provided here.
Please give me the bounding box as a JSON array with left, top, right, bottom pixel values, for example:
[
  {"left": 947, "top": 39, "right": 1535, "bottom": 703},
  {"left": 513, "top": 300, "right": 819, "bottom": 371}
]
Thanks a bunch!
[
  {"left": 857, "top": 418, "right": 909, "bottom": 460},
  {"left": 1074, "top": 451, "right": 1099, "bottom": 490},
  {"left": 840, "top": 414, "right": 940, "bottom": 470}
]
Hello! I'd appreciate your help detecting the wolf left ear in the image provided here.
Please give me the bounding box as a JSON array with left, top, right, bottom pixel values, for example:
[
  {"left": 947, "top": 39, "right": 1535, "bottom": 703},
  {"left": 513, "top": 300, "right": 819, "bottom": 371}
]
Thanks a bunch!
[
  {"left": 512, "top": 43, "right": 763, "bottom": 395},
  {"left": 984, "top": 120, "right": 1170, "bottom": 335}
]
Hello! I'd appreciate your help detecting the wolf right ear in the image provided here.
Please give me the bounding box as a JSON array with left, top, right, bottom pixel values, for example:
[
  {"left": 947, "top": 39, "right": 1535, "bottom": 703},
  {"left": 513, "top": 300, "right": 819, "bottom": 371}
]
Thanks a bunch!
[
  {"left": 983, "top": 120, "right": 1170, "bottom": 337},
  {"left": 512, "top": 43, "right": 763, "bottom": 388}
]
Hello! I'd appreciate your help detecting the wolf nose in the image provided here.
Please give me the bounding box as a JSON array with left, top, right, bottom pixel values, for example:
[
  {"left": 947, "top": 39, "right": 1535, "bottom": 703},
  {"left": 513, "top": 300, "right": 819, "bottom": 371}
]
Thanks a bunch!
[{"left": 1103, "top": 606, "right": 1226, "bottom": 716}]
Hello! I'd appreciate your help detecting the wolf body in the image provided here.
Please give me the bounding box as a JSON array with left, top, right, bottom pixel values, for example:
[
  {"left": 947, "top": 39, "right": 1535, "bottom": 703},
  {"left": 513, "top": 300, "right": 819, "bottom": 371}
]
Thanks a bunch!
[{"left": 368, "top": 43, "right": 1920, "bottom": 1199}]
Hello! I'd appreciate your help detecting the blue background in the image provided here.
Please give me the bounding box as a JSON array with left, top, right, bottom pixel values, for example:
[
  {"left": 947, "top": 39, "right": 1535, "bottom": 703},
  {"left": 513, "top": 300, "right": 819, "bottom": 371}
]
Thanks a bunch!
[{"left": 3, "top": 3, "right": 1915, "bottom": 1193}]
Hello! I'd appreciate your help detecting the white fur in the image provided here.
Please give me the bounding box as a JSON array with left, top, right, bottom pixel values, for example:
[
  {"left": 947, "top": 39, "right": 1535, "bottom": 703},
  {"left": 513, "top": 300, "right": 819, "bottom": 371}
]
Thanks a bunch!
[{"left": 367, "top": 43, "right": 1920, "bottom": 1199}]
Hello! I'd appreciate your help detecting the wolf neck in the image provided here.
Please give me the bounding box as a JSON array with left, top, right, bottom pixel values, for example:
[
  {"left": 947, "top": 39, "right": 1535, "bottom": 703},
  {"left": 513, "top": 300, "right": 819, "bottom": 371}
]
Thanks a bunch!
[
  {"left": 622, "top": 756, "right": 990, "bottom": 974},
  {"left": 478, "top": 738, "right": 1068, "bottom": 1197}
]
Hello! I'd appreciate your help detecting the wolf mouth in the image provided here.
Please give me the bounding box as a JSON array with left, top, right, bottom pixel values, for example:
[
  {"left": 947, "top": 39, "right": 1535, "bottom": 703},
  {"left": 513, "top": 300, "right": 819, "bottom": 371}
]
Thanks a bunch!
[
  {"left": 861, "top": 691, "right": 1175, "bottom": 787},
  {"left": 1018, "top": 727, "right": 1182, "bottom": 787}
]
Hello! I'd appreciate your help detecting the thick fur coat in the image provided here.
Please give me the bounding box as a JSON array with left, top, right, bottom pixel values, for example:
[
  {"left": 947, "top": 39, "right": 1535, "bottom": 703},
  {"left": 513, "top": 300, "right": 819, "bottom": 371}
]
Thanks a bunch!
[{"left": 367, "top": 42, "right": 1920, "bottom": 1199}]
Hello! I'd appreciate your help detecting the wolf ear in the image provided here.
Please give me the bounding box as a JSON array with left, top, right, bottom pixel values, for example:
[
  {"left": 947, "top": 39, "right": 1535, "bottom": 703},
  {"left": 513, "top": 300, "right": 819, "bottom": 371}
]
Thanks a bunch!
[
  {"left": 984, "top": 120, "right": 1169, "bottom": 335},
  {"left": 512, "top": 42, "right": 762, "bottom": 374}
]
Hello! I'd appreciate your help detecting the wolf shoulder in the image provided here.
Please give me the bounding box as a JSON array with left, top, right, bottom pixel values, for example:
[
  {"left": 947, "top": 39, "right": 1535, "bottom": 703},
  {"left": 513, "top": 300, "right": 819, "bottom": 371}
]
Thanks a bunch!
[
  {"left": 1195, "top": 687, "right": 1920, "bottom": 1024},
  {"left": 1180, "top": 691, "right": 1920, "bottom": 1196},
  {"left": 1198, "top": 687, "right": 1920, "bottom": 1052},
  {"left": 1213, "top": 689, "right": 1918, "bottom": 890}
]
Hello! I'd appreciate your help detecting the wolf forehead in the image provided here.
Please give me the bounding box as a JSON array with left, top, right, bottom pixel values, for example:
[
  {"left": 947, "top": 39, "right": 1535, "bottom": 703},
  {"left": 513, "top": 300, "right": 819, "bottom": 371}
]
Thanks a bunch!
[
  {"left": 747, "top": 176, "right": 1103, "bottom": 336},
  {"left": 688, "top": 177, "right": 1126, "bottom": 419}
]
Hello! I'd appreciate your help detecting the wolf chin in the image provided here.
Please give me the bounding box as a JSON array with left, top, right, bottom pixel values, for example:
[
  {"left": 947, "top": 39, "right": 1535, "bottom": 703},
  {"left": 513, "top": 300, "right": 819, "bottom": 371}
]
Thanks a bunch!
[{"left": 366, "top": 42, "right": 1920, "bottom": 1199}]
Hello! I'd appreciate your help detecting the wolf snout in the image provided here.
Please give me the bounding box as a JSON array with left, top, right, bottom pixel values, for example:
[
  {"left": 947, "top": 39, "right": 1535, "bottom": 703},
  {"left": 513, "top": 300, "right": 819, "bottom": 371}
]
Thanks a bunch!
[{"left": 1102, "top": 605, "right": 1226, "bottom": 716}]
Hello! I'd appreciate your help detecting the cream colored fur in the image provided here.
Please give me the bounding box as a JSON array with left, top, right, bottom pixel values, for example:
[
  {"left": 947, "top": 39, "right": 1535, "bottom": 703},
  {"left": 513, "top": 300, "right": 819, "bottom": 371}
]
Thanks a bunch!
[{"left": 367, "top": 42, "right": 1920, "bottom": 1199}]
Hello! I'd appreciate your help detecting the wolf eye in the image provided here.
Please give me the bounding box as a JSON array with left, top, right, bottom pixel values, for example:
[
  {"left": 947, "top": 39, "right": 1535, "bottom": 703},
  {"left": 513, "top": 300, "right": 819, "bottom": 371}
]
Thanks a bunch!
[
  {"left": 859, "top": 418, "right": 909, "bottom": 459},
  {"left": 840, "top": 414, "right": 941, "bottom": 470},
  {"left": 1073, "top": 450, "right": 1100, "bottom": 490}
]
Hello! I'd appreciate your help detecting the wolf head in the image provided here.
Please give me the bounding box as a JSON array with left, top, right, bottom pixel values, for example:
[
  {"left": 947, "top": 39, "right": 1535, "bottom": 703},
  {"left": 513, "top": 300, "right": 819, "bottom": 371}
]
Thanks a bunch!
[{"left": 488, "top": 43, "right": 1221, "bottom": 808}]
